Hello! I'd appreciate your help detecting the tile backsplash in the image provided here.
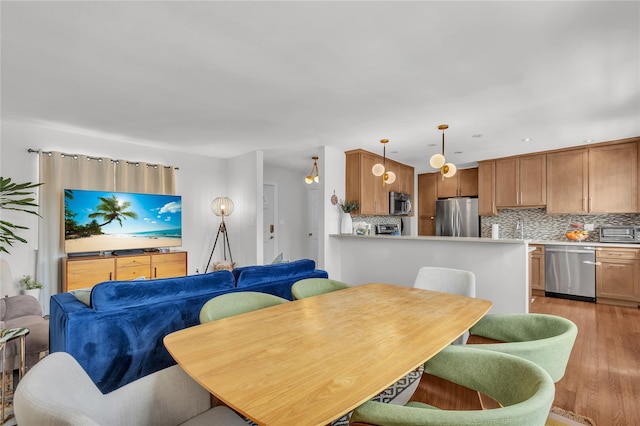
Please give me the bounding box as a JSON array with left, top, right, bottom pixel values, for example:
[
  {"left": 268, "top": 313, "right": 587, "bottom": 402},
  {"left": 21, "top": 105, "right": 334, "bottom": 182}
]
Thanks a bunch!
[{"left": 481, "top": 209, "right": 640, "bottom": 241}]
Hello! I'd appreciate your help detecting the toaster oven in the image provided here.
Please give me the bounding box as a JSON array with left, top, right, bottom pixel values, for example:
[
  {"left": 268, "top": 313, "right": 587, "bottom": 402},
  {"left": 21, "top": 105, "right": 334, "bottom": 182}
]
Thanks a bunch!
[{"left": 599, "top": 225, "right": 640, "bottom": 244}]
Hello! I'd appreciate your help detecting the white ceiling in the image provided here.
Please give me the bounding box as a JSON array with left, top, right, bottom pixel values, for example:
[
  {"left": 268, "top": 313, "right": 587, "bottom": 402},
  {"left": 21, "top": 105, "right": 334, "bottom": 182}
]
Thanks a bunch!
[{"left": 2, "top": 1, "right": 639, "bottom": 174}]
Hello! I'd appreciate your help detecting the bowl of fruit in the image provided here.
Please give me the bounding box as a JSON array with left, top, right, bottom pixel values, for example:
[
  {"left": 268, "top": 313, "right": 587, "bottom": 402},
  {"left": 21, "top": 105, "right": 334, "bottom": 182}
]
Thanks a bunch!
[{"left": 566, "top": 223, "right": 589, "bottom": 241}]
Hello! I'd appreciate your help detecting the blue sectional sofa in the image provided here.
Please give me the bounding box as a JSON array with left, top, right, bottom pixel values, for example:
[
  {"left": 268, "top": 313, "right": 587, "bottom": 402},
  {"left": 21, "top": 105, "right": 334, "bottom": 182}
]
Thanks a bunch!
[{"left": 50, "top": 259, "right": 328, "bottom": 393}]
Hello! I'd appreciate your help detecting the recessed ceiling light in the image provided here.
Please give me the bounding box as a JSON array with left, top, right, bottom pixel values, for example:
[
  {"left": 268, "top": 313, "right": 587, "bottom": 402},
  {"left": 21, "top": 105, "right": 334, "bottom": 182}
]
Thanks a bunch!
[
  {"left": 522, "top": 138, "right": 533, "bottom": 142},
  {"left": 583, "top": 139, "right": 593, "bottom": 143},
  {"left": 472, "top": 134, "right": 483, "bottom": 138}
]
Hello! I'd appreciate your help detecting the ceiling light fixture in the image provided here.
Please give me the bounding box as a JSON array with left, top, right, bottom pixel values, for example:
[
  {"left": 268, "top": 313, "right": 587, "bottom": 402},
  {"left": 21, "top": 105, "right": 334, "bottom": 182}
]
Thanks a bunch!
[
  {"left": 371, "top": 139, "right": 396, "bottom": 186},
  {"left": 429, "top": 124, "right": 457, "bottom": 179},
  {"left": 304, "top": 156, "right": 319, "bottom": 184}
]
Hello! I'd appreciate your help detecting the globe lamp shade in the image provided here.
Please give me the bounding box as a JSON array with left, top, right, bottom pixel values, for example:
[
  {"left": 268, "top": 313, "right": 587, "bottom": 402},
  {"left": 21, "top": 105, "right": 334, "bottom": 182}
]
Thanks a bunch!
[
  {"left": 371, "top": 163, "right": 385, "bottom": 177},
  {"left": 212, "top": 197, "right": 234, "bottom": 217},
  {"left": 442, "top": 163, "right": 457, "bottom": 178},
  {"left": 383, "top": 171, "right": 397, "bottom": 184},
  {"left": 430, "top": 153, "right": 445, "bottom": 169}
]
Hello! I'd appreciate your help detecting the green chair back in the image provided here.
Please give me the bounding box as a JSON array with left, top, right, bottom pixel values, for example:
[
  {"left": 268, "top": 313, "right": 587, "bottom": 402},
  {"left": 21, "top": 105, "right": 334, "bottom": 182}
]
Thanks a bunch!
[
  {"left": 199, "top": 291, "right": 289, "bottom": 323},
  {"left": 291, "top": 278, "right": 350, "bottom": 300},
  {"left": 468, "top": 313, "right": 577, "bottom": 382},
  {"left": 350, "top": 345, "right": 555, "bottom": 426}
]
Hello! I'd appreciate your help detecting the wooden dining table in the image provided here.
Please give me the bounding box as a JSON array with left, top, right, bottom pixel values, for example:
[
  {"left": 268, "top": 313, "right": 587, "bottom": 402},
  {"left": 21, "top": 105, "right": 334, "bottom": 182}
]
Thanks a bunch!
[{"left": 163, "top": 283, "right": 492, "bottom": 426}]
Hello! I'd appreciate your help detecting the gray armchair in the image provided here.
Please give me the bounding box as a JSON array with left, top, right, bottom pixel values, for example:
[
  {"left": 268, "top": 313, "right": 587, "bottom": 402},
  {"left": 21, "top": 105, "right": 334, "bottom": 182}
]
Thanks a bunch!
[{"left": 1, "top": 295, "right": 49, "bottom": 371}]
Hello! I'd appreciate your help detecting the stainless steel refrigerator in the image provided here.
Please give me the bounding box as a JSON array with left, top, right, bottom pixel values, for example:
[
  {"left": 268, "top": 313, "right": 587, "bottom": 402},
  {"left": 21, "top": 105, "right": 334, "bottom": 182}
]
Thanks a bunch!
[{"left": 435, "top": 198, "right": 480, "bottom": 237}]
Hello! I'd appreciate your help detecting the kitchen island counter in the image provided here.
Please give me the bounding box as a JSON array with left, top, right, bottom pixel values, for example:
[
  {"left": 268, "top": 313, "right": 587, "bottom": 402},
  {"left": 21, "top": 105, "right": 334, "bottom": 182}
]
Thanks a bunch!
[{"left": 328, "top": 234, "right": 529, "bottom": 314}]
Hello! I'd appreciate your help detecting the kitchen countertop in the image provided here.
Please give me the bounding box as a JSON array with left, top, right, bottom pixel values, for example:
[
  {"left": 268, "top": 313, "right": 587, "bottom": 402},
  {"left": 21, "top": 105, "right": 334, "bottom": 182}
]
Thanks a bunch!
[{"left": 331, "top": 234, "right": 640, "bottom": 249}]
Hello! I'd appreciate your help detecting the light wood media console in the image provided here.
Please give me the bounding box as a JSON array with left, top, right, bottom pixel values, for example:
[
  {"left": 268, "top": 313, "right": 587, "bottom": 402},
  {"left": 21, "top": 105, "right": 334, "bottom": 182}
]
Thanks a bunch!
[{"left": 64, "top": 251, "right": 187, "bottom": 292}]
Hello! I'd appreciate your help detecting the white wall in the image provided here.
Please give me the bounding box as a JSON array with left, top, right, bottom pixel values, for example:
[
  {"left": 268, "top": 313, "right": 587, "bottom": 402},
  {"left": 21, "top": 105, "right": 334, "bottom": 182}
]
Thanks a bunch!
[
  {"left": 263, "top": 164, "right": 308, "bottom": 262},
  {"left": 320, "top": 146, "right": 346, "bottom": 276},
  {"left": 228, "top": 151, "right": 262, "bottom": 267}
]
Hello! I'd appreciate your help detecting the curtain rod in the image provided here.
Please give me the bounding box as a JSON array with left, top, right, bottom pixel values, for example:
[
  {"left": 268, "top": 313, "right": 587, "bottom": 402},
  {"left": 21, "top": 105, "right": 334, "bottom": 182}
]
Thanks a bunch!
[{"left": 27, "top": 149, "right": 179, "bottom": 170}]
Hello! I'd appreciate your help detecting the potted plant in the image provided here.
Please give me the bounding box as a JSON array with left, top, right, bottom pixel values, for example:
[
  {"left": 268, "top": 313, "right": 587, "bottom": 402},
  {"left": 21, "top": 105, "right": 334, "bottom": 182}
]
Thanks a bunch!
[
  {"left": 338, "top": 199, "right": 359, "bottom": 234},
  {"left": 19, "top": 275, "right": 43, "bottom": 300},
  {"left": 1, "top": 177, "right": 42, "bottom": 254}
]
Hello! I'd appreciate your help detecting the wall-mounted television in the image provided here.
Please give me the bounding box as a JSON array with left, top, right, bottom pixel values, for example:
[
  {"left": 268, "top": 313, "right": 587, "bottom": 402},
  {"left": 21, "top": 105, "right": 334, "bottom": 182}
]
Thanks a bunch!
[{"left": 64, "top": 189, "right": 182, "bottom": 254}]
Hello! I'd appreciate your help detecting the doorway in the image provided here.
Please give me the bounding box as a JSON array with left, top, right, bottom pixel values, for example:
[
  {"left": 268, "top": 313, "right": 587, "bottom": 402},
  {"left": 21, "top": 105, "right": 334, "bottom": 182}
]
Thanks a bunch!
[
  {"left": 263, "top": 184, "right": 277, "bottom": 264},
  {"left": 307, "top": 187, "right": 319, "bottom": 263}
]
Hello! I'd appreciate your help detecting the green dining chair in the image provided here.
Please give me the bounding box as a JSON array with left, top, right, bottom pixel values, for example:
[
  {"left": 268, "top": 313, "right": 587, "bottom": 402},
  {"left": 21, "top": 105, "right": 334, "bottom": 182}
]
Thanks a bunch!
[
  {"left": 199, "top": 291, "right": 289, "bottom": 323},
  {"left": 291, "top": 278, "right": 350, "bottom": 300},
  {"left": 349, "top": 345, "right": 555, "bottom": 426},
  {"left": 467, "top": 313, "right": 578, "bottom": 383}
]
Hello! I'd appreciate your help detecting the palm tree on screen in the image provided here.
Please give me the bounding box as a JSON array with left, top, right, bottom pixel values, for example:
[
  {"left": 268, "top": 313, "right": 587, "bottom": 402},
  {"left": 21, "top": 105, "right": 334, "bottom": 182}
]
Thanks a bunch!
[{"left": 88, "top": 195, "right": 138, "bottom": 228}]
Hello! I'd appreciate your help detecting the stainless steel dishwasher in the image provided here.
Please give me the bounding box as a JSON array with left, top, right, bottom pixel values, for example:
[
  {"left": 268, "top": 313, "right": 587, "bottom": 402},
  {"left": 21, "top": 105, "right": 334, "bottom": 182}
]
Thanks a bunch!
[{"left": 545, "top": 244, "right": 598, "bottom": 302}]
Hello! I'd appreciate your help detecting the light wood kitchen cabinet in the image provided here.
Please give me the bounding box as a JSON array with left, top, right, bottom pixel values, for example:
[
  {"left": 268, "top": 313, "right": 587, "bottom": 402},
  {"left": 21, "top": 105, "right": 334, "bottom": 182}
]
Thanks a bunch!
[
  {"left": 529, "top": 244, "right": 545, "bottom": 297},
  {"left": 588, "top": 143, "right": 637, "bottom": 213},
  {"left": 418, "top": 173, "right": 438, "bottom": 236},
  {"left": 596, "top": 247, "right": 640, "bottom": 308},
  {"left": 477, "top": 161, "right": 497, "bottom": 216},
  {"left": 65, "top": 257, "right": 115, "bottom": 292},
  {"left": 65, "top": 251, "right": 188, "bottom": 291},
  {"left": 495, "top": 154, "right": 546, "bottom": 208},
  {"left": 436, "top": 168, "right": 478, "bottom": 198},
  {"left": 345, "top": 149, "right": 414, "bottom": 216},
  {"left": 547, "top": 142, "right": 637, "bottom": 214},
  {"left": 546, "top": 149, "right": 589, "bottom": 214}
]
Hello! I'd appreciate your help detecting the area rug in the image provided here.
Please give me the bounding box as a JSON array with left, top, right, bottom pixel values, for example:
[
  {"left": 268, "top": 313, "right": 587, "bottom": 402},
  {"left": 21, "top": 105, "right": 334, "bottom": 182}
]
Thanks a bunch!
[
  {"left": 246, "top": 370, "right": 596, "bottom": 426},
  {"left": 547, "top": 406, "right": 597, "bottom": 426}
]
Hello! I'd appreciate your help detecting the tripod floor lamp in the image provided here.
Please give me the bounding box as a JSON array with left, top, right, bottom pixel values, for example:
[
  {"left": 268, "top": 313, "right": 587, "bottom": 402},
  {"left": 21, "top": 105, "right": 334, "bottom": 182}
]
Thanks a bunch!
[{"left": 205, "top": 197, "right": 234, "bottom": 272}]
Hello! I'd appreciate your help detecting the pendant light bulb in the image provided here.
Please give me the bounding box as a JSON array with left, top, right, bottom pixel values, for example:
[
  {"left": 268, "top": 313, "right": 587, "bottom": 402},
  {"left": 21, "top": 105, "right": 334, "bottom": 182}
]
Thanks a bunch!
[
  {"left": 305, "top": 175, "right": 313, "bottom": 184},
  {"left": 313, "top": 175, "right": 319, "bottom": 183},
  {"left": 430, "top": 153, "right": 445, "bottom": 169},
  {"left": 372, "top": 163, "right": 385, "bottom": 176}
]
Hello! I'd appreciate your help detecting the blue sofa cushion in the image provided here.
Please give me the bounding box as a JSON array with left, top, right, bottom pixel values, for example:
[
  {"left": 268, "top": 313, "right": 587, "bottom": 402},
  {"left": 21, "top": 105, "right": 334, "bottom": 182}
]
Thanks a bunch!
[
  {"left": 91, "top": 271, "right": 234, "bottom": 311},
  {"left": 234, "top": 258, "right": 318, "bottom": 287}
]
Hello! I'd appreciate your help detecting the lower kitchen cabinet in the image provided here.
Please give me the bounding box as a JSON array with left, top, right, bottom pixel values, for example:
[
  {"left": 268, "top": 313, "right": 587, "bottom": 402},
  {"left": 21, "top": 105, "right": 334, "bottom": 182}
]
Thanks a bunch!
[
  {"left": 529, "top": 244, "right": 545, "bottom": 298},
  {"left": 596, "top": 247, "right": 640, "bottom": 308}
]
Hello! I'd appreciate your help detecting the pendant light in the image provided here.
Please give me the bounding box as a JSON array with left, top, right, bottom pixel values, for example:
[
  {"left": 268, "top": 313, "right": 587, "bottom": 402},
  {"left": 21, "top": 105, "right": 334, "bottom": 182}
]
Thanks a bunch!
[
  {"left": 304, "top": 156, "right": 319, "bottom": 184},
  {"left": 371, "top": 139, "right": 396, "bottom": 185},
  {"left": 430, "top": 124, "right": 457, "bottom": 178}
]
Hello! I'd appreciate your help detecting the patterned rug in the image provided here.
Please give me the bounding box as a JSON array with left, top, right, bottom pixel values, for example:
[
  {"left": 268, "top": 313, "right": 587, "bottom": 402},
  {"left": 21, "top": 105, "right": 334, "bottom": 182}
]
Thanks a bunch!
[{"left": 245, "top": 367, "right": 597, "bottom": 426}]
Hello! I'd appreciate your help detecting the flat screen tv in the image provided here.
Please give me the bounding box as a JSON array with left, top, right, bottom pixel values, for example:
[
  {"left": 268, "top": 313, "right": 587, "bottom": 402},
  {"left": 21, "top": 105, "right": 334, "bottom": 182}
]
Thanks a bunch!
[{"left": 64, "top": 189, "right": 182, "bottom": 254}]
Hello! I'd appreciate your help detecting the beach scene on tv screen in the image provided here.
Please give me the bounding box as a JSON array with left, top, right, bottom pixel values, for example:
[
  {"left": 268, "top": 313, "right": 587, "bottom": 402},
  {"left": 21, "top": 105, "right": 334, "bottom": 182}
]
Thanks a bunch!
[{"left": 64, "top": 189, "right": 182, "bottom": 253}]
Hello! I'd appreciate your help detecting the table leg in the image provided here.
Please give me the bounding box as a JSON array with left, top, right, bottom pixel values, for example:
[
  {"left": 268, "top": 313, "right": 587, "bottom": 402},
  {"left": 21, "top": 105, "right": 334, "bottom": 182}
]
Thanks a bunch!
[{"left": 19, "top": 335, "right": 26, "bottom": 381}]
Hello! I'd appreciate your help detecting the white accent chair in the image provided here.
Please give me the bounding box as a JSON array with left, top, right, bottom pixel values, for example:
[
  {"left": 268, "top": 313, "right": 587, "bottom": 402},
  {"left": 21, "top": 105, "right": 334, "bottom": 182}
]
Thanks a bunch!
[
  {"left": 14, "top": 352, "right": 248, "bottom": 426},
  {"left": 413, "top": 266, "right": 476, "bottom": 345}
]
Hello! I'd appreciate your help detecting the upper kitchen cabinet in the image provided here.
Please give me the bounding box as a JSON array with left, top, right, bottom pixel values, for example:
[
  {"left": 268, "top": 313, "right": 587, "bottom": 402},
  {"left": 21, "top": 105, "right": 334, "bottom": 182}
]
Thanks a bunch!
[
  {"left": 417, "top": 172, "right": 438, "bottom": 236},
  {"left": 436, "top": 168, "right": 478, "bottom": 198},
  {"left": 495, "top": 154, "right": 546, "bottom": 208},
  {"left": 477, "top": 161, "right": 497, "bottom": 216},
  {"left": 546, "top": 148, "right": 589, "bottom": 214},
  {"left": 346, "top": 149, "right": 414, "bottom": 216},
  {"left": 589, "top": 143, "right": 637, "bottom": 213},
  {"left": 547, "top": 141, "right": 638, "bottom": 214}
]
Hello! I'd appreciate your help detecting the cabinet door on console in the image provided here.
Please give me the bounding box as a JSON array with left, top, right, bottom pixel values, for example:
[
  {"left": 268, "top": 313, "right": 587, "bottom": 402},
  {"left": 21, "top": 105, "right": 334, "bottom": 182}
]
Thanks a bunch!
[
  {"left": 116, "top": 255, "right": 151, "bottom": 280},
  {"left": 65, "top": 257, "right": 115, "bottom": 291},
  {"left": 151, "top": 252, "right": 187, "bottom": 278}
]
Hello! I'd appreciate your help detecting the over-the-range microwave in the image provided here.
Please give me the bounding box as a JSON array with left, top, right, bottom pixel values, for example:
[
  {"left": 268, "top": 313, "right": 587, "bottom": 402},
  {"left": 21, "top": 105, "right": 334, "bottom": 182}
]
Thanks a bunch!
[{"left": 389, "top": 192, "right": 412, "bottom": 216}]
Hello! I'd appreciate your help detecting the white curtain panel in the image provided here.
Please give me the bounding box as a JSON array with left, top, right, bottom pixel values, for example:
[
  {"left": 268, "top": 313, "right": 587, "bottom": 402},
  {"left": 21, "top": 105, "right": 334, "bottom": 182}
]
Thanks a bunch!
[{"left": 36, "top": 151, "right": 176, "bottom": 314}]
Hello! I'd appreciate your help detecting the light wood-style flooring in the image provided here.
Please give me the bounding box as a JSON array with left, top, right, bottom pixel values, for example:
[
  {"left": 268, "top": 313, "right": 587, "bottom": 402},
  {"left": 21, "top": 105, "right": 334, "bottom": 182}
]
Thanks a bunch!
[{"left": 530, "top": 296, "right": 640, "bottom": 425}]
